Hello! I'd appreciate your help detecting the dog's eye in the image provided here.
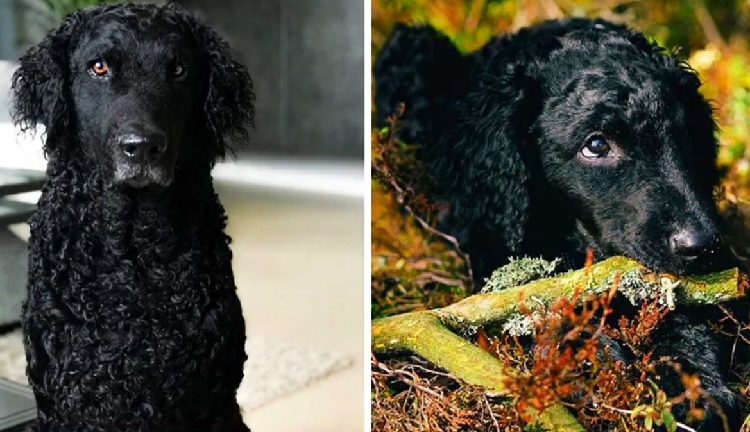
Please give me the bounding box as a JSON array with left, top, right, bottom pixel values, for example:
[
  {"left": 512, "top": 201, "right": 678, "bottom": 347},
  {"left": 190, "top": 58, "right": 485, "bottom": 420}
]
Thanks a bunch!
[
  {"left": 171, "top": 61, "right": 187, "bottom": 79},
  {"left": 581, "top": 135, "right": 611, "bottom": 158},
  {"left": 89, "top": 60, "right": 109, "bottom": 77}
]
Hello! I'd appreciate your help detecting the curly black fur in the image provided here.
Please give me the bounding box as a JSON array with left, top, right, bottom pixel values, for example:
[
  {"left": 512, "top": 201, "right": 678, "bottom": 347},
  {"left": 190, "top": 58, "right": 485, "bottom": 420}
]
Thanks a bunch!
[
  {"left": 376, "top": 19, "right": 743, "bottom": 431},
  {"left": 11, "top": 3, "right": 254, "bottom": 431}
]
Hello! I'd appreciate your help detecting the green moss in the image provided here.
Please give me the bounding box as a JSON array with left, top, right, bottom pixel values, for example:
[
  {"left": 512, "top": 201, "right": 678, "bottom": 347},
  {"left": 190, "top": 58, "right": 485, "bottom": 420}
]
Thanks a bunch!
[
  {"left": 685, "top": 290, "right": 733, "bottom": 304},
  {"left": 524, "top": 423, "right": 550, "bottom": 432}
]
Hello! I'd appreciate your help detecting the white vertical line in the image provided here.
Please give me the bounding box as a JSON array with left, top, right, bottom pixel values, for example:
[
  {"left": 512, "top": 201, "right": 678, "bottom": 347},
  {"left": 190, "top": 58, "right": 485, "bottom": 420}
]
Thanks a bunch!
[{"left": 363, "top": 0, "right": 372, "bottom": 431}]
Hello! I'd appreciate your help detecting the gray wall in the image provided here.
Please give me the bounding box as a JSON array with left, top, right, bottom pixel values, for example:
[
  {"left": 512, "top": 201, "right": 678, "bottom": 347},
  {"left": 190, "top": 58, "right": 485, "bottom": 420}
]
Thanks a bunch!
[
  {"left": 1, "top": 0, "right": 365, "bottom": 160},
  {"left": 0, "top": 0, "right": 17, "bottom": 60},
  {"left": 178, "top": 0, "right": 364, "bottom": 160}
]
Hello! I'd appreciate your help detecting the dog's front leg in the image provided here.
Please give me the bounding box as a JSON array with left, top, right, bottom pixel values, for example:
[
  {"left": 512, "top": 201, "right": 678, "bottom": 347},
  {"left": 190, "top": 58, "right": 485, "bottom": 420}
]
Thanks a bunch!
[{"left": 650, "top": 309, "right": 740, "bottom": 432}]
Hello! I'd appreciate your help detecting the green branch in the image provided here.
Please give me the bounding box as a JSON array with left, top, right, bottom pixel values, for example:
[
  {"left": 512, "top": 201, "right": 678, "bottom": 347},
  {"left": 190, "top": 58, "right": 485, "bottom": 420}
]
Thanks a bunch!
[{"left": 372, "top": 256, "right": 745, "bottom": 431}]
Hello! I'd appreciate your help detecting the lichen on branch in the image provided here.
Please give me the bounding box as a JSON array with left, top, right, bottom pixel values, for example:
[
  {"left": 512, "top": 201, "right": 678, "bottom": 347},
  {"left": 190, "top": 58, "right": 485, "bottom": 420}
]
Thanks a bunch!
[{"left": 372, "top": 256, "right": 746, "bottom": 431}]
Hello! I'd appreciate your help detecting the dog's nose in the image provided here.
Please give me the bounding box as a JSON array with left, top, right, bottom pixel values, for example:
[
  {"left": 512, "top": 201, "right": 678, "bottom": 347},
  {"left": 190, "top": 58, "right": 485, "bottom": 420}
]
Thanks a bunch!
[
  {"left": 117, "top": 132, "right": 167, "bottom": 164},
  {"left": 668, "top": 228, "right": 722, "bottom": 259}
]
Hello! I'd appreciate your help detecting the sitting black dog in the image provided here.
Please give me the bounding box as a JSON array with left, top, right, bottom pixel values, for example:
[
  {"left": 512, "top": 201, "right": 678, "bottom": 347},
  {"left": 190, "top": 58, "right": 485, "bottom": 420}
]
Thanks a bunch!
[
  {"left": 376, "top": 18, "right": 743, "bottom": 431},
  {"left": 12, "top": 3, "right": 253, "bottom": 431}
]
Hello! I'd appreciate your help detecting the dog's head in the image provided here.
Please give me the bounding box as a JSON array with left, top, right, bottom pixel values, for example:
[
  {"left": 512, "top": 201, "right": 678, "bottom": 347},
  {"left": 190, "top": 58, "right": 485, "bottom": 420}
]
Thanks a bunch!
[
  {"left": 11, "top": 3, "right": 254, "bottom": 190},
  {"left": 445, "top": 19, "right": 722, "bottom": 274}
]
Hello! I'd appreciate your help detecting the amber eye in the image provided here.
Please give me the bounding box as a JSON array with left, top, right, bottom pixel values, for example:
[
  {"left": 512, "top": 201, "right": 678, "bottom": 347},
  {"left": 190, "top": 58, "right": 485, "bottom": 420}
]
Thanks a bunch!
[{"left": 90, "top": 60, "right": 109, "bottom": 77}]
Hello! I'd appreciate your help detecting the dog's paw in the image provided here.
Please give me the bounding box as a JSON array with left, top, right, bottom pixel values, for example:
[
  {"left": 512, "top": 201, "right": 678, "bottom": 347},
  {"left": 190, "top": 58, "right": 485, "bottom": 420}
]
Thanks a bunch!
[{"left": 669, "top": 385, "right": 741, "bottom": 432}]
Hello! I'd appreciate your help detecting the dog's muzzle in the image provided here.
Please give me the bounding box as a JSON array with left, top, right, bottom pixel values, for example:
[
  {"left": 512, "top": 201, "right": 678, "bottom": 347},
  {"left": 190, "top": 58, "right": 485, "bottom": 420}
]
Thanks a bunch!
[{"left": 113, "top": 129, "right": 174, "bottom": 188}]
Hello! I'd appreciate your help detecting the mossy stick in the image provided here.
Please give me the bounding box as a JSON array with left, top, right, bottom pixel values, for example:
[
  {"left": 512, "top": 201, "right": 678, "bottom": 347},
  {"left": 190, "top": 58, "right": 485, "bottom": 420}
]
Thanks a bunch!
[
  {"left": 372, "top": 312, "right": 586, "bottom": 431},
  {"left": 372, "top": 256, "right": 745, "bottom": 431},
  {"left": 440, "top": 256, "right": 742, "bottom": 329}
]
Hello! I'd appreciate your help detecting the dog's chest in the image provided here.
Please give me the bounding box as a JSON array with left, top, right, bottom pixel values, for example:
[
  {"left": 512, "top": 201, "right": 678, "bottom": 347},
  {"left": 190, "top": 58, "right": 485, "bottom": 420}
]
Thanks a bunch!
[
  {"left": 27, "top": 200, "right": 240, "bottom": 359},
  {"left": 26, "top": 224, "right": 244, "bottom": 408},
  {"left": 55, "top": 253, "right": 235, "bottom": 358}
]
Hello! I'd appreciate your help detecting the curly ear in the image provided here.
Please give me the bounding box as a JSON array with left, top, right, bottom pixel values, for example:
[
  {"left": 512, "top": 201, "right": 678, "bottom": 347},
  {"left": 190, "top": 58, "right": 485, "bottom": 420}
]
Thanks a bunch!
[
  {"left": 434, "top": 61, "right": 540, "bottom": 253},
  {"left": 677, "top": 63, "right": 720, "bottom": 195},
  {"left": 11, "top": 10, "right": 86, "bottom": 154},
  {"left": 375, "top": 24, "right": 470, "bottom": 146},
  {"left": 170, "top": 4, "right": 255, "bottom": 161}
]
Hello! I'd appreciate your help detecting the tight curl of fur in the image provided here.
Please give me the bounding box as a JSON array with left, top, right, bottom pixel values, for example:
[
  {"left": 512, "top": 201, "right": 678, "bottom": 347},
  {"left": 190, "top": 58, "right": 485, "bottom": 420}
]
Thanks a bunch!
[{"left": 12, "top": 4, "right": 254, "bottom": 431}]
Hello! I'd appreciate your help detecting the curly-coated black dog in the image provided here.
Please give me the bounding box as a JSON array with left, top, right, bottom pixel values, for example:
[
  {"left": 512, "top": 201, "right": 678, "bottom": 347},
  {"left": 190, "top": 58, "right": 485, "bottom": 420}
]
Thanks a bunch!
[
  {"left": 11, "top": 3, "right": 254, "bottom": 431},
  {"left": 376, "top": 19, "right": 743, "bottom": 431}
]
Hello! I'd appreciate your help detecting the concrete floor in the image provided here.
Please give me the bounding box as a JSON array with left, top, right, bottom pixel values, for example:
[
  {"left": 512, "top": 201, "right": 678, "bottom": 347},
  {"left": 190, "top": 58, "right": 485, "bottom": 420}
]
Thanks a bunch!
[{"left": 217, "top": 183, "right": 365, "bottom": 432}]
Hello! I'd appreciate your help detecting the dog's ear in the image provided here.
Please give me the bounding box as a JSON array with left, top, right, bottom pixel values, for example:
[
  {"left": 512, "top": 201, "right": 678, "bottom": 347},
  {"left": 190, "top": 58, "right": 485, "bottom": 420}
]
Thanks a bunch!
[
  {"left": 436, "top": 59, "right": 540, "bottom": 252},
  {"left": 198, "top": 26, "right": 255, "bottom": 160},
  {"left": 11, "top": 10, "right": 85, "bottom": 155},
  {"left": 172, "top": 4, "right": 255, "bottom": 161},
  {"left": 675, "top": 63, "right": 720, "bottom": 194}
]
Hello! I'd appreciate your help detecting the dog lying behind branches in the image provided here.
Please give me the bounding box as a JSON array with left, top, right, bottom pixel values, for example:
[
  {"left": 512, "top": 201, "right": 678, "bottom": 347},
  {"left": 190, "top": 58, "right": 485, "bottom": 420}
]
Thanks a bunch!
[
  {"left": 11, "top": 3, "right": 254, "bottom": 431},
  {"left": 376, "top": 18, "right": 746, "bottom": 431}
]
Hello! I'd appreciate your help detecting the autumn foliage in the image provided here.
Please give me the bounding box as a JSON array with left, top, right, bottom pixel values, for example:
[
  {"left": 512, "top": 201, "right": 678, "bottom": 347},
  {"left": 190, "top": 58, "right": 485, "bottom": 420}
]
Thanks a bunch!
[
  {"left": 371, "top": 109, "right": 473, "bottom": 318},
  {"left": 489, "top": 280, "right": 711, "bottom": 431}
]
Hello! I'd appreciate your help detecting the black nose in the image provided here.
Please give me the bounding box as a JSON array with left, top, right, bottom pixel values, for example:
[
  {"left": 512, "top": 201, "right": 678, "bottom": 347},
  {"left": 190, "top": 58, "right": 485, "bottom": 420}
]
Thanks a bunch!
[
  {"left": 117, "top": 132, "right": 167, "bottom": 164},
  {"left": 668, "top": 228, "right": 722, "bottom": 259}
]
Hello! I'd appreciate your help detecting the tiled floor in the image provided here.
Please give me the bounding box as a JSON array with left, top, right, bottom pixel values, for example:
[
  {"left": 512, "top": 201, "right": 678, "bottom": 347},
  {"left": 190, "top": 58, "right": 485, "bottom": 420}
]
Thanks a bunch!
[{"left": 218, "top": 183, "right": 365, "bottom": 432}]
